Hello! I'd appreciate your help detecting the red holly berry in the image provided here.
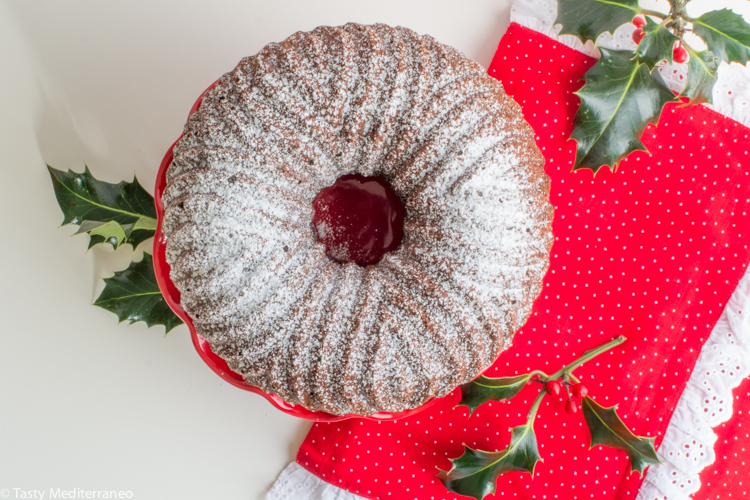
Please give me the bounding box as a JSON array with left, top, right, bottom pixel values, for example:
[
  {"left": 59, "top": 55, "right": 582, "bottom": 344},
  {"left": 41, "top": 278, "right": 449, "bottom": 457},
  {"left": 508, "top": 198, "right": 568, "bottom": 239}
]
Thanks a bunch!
[
  {"left": 545, "top": 380, "right": 562, "bottom": 397},
  {"left": 632, "top": 28, "right": 645, "bottom": 44},
  {"left": 673, "top": 43, "right": 688, "bottom": 64},
  {"left": 632, "top": 16, "right": 646, "bottom": 28},
  {"left": 572, "top": 383, "right": 589, "bottom": 399},
  {"left": 565, "top": 398, "right": 579, "bottom": 414}
]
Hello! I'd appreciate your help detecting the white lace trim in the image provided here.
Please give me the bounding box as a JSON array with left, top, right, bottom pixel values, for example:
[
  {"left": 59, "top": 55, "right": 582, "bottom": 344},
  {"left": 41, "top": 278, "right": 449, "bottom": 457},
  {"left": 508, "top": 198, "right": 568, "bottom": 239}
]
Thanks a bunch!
[
  {"left": 265, "top": 462, "right": 367, "bottom": 500},
  {"left": 509, "top": 0, "right": 750, "bottom": 124}
]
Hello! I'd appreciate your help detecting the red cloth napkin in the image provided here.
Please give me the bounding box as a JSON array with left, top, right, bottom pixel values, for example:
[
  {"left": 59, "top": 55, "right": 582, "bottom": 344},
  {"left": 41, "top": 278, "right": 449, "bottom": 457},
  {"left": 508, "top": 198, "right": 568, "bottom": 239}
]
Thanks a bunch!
[{"left": 296, "top": 23, "right": 750, "bottom": 499}]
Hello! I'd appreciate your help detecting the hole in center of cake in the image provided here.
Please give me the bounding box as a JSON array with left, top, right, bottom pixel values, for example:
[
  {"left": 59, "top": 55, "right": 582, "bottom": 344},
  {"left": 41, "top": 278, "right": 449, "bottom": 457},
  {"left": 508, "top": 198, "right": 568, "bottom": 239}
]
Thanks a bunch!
[{"left": 312, "top": 174, "right": 405, "bottom": 266}]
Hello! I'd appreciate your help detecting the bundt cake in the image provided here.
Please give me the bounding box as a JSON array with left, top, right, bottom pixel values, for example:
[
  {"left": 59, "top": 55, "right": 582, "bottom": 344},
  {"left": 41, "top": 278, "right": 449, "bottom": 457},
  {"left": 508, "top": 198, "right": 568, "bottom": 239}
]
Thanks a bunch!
[{"left": 161, "top": 23, "right": 554, "bottom": 416}]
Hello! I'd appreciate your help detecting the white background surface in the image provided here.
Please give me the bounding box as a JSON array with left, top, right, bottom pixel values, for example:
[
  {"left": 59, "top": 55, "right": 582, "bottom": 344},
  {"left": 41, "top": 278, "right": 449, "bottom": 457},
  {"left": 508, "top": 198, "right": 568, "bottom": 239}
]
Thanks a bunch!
[{"left": 1, "top": 1, "right": 749, "bottom": 499}]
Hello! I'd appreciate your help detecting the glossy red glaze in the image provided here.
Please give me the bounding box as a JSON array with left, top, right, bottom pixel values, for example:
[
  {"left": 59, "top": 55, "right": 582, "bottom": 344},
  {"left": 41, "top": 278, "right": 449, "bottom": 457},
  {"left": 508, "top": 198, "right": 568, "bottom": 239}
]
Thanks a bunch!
[
  {"left": 153, "top": 82, "right": 437, "bottom": 422},
  {"left": 312, "top": 174, "right": 405, "bottom": 265}
]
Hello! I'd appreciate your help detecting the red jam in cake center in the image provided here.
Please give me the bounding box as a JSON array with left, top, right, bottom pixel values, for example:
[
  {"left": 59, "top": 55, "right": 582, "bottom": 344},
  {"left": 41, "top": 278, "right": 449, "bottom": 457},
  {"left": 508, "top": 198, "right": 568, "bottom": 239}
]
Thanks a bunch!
[{"left": 312, "top": 174, "right": 405, "bottom": 266}]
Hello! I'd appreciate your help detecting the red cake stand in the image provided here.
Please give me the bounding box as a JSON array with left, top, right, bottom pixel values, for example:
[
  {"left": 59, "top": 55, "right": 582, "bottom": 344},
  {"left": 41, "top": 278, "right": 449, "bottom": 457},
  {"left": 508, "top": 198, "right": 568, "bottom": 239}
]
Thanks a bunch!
[{"left": 153, "top": 82, "right": 438, "bottom": 422}]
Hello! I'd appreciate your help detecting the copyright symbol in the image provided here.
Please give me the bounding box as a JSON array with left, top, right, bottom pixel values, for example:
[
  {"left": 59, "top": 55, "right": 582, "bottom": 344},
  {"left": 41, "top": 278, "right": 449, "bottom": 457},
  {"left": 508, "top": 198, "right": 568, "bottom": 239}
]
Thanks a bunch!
[{"left": 1, "top": 489, "right": 10, "bottom": 498}]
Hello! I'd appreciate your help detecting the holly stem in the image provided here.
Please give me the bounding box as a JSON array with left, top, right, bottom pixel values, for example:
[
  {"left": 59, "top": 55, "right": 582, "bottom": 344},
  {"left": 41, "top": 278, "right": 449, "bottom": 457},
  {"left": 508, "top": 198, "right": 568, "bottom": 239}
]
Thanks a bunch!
[
  {"left": 668, "top": 0, "right": 689, "bottom": 37},
  {"left": 526, "top": 389, "right": 546, "bottom": 423},
  {"left": 521, "top": 336, "right": 625, "bottom": 423},
  {"left": 549, "top": 335, "right": 626, "bottom": 380},
  {"left": 641, "top": 9, "right": 668, "bottom": 19},
  {"left": 529, "top": 336, "right": 626, "bottom": 383},
  {"left": 503, "top": 336, "right": 628, "bottom": 443}
]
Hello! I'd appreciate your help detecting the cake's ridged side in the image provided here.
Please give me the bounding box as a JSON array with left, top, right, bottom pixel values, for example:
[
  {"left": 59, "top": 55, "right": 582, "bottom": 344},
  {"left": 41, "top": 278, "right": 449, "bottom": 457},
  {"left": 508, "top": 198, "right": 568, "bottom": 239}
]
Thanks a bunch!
[{"left": 162, "top": 23, "right": 554, "bottom": 416}]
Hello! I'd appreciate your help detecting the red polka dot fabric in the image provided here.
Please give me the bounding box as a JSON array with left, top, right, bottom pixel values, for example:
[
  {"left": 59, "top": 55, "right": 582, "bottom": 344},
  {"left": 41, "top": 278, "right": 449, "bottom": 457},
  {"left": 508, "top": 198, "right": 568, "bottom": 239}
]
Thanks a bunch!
[{"left": 296, "top": 23, "right": 750, "bottom": 499}]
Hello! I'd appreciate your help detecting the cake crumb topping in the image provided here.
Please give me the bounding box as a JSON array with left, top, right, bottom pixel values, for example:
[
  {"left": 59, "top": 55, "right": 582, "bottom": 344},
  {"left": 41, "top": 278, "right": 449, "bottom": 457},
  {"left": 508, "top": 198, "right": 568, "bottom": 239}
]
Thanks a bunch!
[{"left": 161, "top": 23, "right": 554, "bottom": 416}]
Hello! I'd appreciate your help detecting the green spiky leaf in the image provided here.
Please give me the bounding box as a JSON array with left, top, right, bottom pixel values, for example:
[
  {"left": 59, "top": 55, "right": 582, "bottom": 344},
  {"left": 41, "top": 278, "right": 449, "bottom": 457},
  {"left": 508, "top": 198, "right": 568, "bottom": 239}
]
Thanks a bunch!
[
  {"left": 556, "top": 0, "right": 641, "bottom": 43},
  {"left": 48, "top": 164, "right": 157, "bottom": 249},
  {"left": 438, "top": 425, "right": 541, "bottom": 500},
  {"left": 681, "top": 48, "right": 719, "bottom": 104},
  {"left": 76, "top": 221, "right": 128, "bottom": 249},
  {"left": 637, "top": 18, "right": 680, "bottom": 69},
  {"left": 571, "top": 48, "right": 678, "bottom": 172},
  {"left": 692, "top": 9, "right": 750, "bottom": 66},
  {"left": 581, "top": 397, "right": 661, "bottom": 475},
  {"left": 75, "top": 218, "right": 156, "bottom": 250},
  {"left": 125, "top": 216, "right": 159, "bottom": 250},
  {"left": 458, "top": 374, "right": 532, "bottom": 415},
  {"left": 93, "top": 253, "right": 182, "bottom": 333}
]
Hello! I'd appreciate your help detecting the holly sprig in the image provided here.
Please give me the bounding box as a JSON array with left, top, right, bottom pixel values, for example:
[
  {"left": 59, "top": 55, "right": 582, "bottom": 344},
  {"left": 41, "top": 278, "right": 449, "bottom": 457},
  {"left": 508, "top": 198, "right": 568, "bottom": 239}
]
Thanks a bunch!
[
  {"left": 48, "top": 165, "right": 181, "bottom": 333},
  {"left": 557, "top": 0, "right": 750, "bottom": 172},
  {"left": 48, "top": 165, "right": 158, "bottom": 250},
  {"left": 437, "top": 336, "right": 661, "bottom": 500},
  {"left": 94, "top": 252, "right": 183, "bottom": 333}
]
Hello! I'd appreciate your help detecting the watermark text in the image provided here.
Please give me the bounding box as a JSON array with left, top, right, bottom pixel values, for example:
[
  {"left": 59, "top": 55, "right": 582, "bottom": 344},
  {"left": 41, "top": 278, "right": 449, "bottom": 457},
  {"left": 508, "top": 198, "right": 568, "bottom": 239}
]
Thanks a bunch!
[{"left": 1, "top": 489, "right": 133, "bottom": 499}]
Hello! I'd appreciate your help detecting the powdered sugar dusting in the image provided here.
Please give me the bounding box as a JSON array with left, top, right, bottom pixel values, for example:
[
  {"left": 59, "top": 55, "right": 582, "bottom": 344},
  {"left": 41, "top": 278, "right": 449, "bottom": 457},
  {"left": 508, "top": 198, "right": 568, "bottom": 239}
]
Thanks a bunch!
[{"left": 161, "top": 23, "right": 554, "bottom": 416}]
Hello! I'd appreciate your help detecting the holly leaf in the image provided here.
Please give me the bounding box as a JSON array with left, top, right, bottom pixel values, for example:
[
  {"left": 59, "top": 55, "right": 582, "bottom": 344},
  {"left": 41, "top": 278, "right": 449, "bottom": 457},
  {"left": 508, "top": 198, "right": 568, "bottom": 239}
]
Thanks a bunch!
[
  {"left": 74, "top": 218, "right": 156, "bottom": 251},
  {"left": 556, "top": 0, "right": 641, "bottom": 43},
  {"left": 636, "top": 18, "right": 680, "bottom": 68},
  {"left": 77, "top": 221, "right": 128, "bottom": 249},
  {"left": 581, "top": 397, "right": 661, "bottom": 475},
  {"left": 692, "top": 9, "right": 750, "bottom": 65},
  {"left": 681, "top": 48, "right": 719, "bottom": 104},
  {"left": 571, "top": 48, "right": 678, "bottom": 172},
  {"left": 124, "top": 217, "right": 159, "bottom": 250},
  {"left": 48, "top": 164, "right": 157, "bottom": 249},
  {"left": 94, "top": 253, "right": 183, "bottom": 333},
  {"left": 438, "top": 425, "right": 541, "bottom": 500},
  {"left": 458, "top": 374, "right": 532, "bottom": 415}
]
